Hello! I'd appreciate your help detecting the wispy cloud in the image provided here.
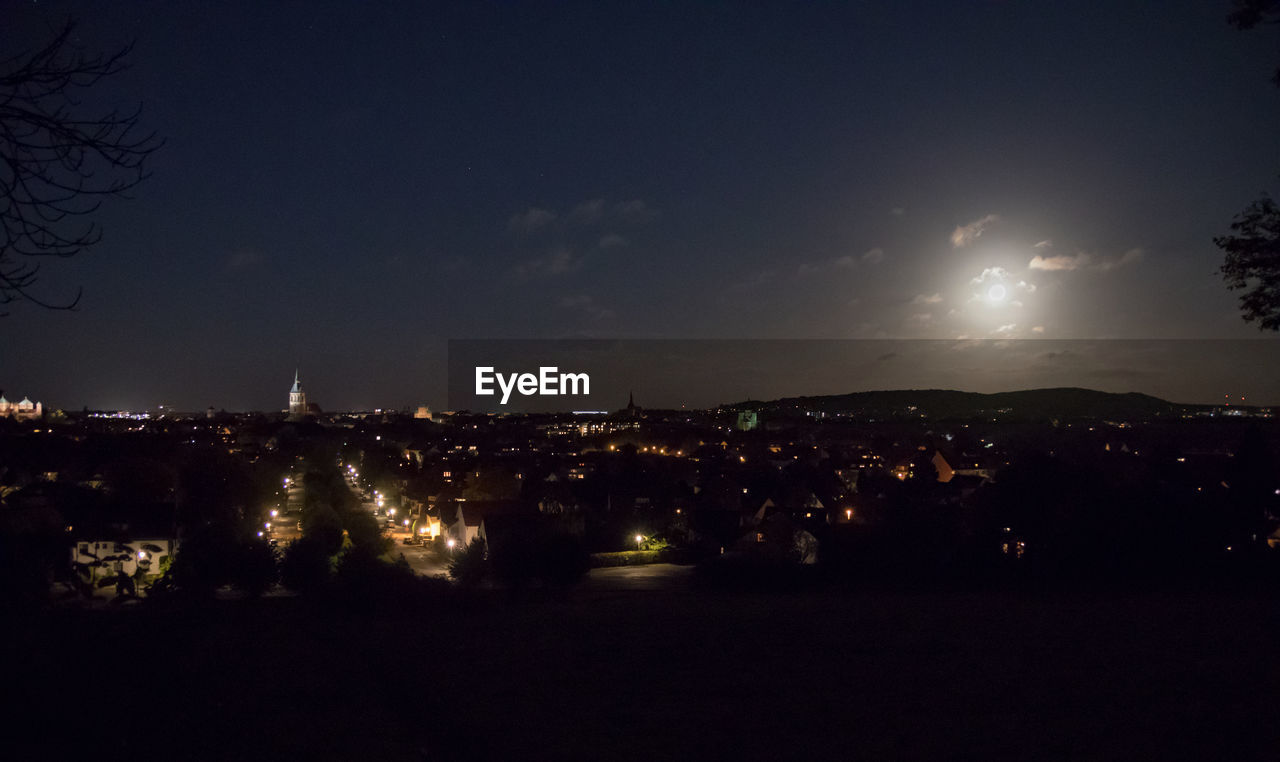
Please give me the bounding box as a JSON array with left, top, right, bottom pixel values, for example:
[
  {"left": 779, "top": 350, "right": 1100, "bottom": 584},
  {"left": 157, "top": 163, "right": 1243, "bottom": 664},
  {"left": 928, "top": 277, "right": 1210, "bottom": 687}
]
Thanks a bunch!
[
  {"left": 1029, "top": 246, "right": 1143, "bottom": 272},
  {"left": 568, "top": 199, "right": 606, "bottom": 224},
  {"left": 613, "top": 199, "right": 660, "bottom": 224},
  {"left": 225, "top": 248, "right": 262, "bottom": 271},
  {"left": 796, "top": 253, "right": 861, "bottom": 277},
  {"left": 861, "top": 247, "right": 885, "bottom": 264},
  {"left": 951, "top": 214, "right": 999, "bottom": 248},
  {"left": 510, "top": 198, "right": 659, "bottom": 232},
  {"left": 970, "top": 266, "right": 1012, "bottom": 285},
  {"left": 1099, "top": 247, "right": 1144, "bottom": 271},
  {"left": 726, "top": 269, "right": 776, "bottom": 292},
  {"left": 911, "top": 292, "right": 943, "bottom": 305},
  {"left": 993, "top": 323, "right": 1018, "bottom": 336},
  {"left": 1029, "top": 253, "right": 1089, "bottom": 271},
  {"left": 508, "top": 207, "right": 556, "bottom": 233},
  {"left": 559, "top": 294, "right": 615, "bottom": 321},
  {"left": 513, "top": 246, "right": 579, "bottom": 276}
]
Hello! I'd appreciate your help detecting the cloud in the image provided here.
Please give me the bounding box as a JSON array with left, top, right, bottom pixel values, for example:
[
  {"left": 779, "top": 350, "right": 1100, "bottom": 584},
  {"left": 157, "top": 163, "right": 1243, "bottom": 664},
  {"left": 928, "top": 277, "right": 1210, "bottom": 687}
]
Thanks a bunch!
[
  {"left": 1029, "top": 253, "right": 1089, "bottom": 271},
  {"left": 508, "top": 207, "right": 556, "bottom": 233},
  {"left": 614, "top": 199, "right": 660, "bottom": 224},
  {"left": 568, "top": 199, "right": 606, "bottom": 224},
  {"left": 225, "top": 248, "right": 262, "bottom": 271},
  {"left": 513, "top": 246, "right": 579, "bottom": 276},
  {"left": 1098, "top": 247, "right": 1143, "bottom": 271},
  {"left": 1029, "top": 247, "right": 1143, "bottom": 272},
  {"left": 970, "top": 266, "right": 1011, "bottom": 285},
  {"left": 994, "top": 323, "right": 1018, "bottom": 336},
  {"left": 950, "top": 214, "right": 999, "bottom": 248},
  {"left": 906, "top": 312, "right": 934, "bottom": 325},
  {"left": 1034, "top": 239, "right": 1053, "bottom": 249},
  {"left": 598, "top": 234, "right": 628, "bottom": 249},
  {"left": 1031, "top": 325, "right": 1046, "bottom": 334},
  {"left": 911, "top": 293, "right": 943, "bottom": 305},
  {"left": 559, "top": 294, "right": 615, "bottom": 321},
  {"left": 796, "top": 253, "right": 862, "bottom": 277},
  {"left": 861, "top": 247, "right": 885, "bottom": 264},
  {"left": 726, "top": 269, "right": 776, "bottom": 292}
]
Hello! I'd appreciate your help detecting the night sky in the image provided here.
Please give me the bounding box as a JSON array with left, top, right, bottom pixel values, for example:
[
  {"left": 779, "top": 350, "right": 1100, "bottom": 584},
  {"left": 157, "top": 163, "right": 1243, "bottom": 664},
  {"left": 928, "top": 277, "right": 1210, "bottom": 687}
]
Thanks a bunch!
[{"left": 5, "top": 1, "right": 1280, "bottom": 411}]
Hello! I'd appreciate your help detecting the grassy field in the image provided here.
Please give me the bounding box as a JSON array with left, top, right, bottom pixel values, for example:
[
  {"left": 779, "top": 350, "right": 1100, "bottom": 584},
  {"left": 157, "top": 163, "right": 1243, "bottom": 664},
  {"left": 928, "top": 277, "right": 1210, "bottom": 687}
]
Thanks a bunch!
[{"left": 9, "top": 585, "right": 1280, "bottom": 760}]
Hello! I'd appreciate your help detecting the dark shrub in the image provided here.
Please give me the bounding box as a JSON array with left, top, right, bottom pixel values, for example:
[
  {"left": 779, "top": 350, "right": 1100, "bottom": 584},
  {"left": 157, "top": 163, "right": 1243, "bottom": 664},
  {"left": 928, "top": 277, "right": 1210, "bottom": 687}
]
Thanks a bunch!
[
  {"left": 280, "top": 536, "right": 333, "bottom": 593},
  {"left": 448, "top": 538, "right": 489, "bottom": 587}
]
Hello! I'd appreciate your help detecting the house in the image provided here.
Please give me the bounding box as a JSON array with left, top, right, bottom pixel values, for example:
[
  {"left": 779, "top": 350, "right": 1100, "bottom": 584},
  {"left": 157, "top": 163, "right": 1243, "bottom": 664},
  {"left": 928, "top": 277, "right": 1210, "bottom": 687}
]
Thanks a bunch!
[
  {"left": 445, "top": 500, "right": 533, "bottom": 548},
  {"left": 71, "top": 538, "right": 175, "bottom": 583}
]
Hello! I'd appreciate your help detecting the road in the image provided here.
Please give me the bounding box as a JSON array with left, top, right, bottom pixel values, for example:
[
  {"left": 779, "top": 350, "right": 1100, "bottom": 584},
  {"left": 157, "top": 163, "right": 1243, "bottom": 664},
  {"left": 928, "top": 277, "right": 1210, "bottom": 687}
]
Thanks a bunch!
[
  {"left": 392, "top": 538, "right": 451, "bottom": 578},
  {"left": 582, "top": 563, "right": 695, "bottom": 591}
]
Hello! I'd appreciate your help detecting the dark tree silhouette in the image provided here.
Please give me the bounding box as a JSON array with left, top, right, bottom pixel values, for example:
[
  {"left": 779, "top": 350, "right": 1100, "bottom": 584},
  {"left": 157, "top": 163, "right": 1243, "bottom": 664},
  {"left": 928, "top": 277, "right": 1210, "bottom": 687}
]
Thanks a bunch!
[
  {"left": 1216, "top": 2, "right": 1280, "bottom": 330},
  {"left": 0, "top": 20, "right": 162, "bottom": 313},
  {"left": 1216, "top": 195, "right": 1280, "bottom": 331},
  {"left": 1228, "top": 0, "right": 1280, "bottom": 86}
]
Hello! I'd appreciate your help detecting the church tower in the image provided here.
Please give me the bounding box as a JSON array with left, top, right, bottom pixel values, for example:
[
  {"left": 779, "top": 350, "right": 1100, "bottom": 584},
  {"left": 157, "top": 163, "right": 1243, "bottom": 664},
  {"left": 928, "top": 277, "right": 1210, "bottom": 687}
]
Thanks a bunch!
[{"left": 288, "top": 370, "right": 307, "bottom": 420}]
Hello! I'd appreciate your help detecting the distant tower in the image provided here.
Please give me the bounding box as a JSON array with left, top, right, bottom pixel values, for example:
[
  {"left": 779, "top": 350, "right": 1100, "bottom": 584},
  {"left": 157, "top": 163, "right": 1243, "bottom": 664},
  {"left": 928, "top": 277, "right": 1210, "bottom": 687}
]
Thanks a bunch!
[{"left": 288, "top": 370, "right": 307, "bottom": 420}]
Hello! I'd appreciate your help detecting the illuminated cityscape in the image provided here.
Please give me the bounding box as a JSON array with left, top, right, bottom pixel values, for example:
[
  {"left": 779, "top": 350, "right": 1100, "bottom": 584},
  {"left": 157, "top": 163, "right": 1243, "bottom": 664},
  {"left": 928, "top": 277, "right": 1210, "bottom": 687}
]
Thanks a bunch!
[{"left": 5, "top": 3, "right": 1280, "bottom": 760}]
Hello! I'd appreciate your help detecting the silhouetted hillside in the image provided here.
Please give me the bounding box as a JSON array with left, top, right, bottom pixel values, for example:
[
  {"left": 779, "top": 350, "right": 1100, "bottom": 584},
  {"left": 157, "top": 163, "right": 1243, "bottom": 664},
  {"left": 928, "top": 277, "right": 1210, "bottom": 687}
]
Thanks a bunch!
[{"left": 730, "top": 387, "right": 1191, "bottom": 421}]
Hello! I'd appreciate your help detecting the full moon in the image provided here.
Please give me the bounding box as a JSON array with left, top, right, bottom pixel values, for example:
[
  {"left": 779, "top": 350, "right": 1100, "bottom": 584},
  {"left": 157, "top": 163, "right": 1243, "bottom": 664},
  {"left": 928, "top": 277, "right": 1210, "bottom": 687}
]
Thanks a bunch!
[{"left": 987, "top": 284, "right": 1007, "bottom": 302}]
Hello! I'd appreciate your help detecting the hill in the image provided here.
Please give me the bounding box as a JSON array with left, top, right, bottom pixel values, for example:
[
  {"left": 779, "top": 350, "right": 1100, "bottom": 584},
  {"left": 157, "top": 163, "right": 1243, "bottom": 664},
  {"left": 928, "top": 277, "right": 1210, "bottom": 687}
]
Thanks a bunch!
[{"left": 728, "top": 387, "right": 1184, "bottom": 421}]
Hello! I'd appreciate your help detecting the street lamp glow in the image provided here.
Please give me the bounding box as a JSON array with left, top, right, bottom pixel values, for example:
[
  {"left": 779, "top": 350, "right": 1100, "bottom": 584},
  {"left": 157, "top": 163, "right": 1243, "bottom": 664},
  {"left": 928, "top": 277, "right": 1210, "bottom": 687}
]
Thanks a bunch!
[
  {"left": 635, "top": 534, "right": 644, "bottom": 548},
  {"left": 446, "top": 538, "right": 456, "bottom": 549},
  {"left": 270, "top": 509, "right": 278, "bottom": 517},
  {"left": 403, "top": 519, "right": 410, "bottom": 527}
]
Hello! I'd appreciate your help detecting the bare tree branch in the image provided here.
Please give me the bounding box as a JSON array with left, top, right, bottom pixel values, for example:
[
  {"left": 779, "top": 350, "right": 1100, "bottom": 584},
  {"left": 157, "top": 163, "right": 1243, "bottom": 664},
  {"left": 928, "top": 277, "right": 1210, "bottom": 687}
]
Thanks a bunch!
[{"left": 0, "top": 19, "right": 163, "bottom": 314}]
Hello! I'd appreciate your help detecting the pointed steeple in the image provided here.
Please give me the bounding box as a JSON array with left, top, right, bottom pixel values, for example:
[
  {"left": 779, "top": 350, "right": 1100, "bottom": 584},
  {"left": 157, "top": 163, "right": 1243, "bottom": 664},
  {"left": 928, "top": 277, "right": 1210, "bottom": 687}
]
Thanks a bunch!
[{"left": 291, "top": 369, "right": 302, "bottom": 393}]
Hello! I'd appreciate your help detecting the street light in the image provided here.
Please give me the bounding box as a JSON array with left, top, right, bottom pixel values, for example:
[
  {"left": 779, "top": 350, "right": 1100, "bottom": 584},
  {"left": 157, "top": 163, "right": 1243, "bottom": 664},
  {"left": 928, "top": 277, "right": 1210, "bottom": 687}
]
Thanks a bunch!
[
  {"left": 446, "top": 538, "right": 456, "bottom": 550},
  {"left": 635, "top": 534, "right": 644, "bottom": 549}
]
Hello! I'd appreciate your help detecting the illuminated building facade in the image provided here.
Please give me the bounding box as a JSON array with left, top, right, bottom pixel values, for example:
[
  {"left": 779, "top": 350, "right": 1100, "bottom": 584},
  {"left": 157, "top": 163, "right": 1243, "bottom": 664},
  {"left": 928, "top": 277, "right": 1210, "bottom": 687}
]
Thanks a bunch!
[
  {"left": 0, "top": 394, "right": 42, "bottom": 421},
  {"left": 288, "top": 371, "right": 307, "bottom": 420}
]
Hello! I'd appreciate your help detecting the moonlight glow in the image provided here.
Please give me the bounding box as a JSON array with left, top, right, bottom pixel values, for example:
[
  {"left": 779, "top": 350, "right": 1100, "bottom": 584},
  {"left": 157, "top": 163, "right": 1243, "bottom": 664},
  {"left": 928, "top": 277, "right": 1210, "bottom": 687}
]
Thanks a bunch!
[{"left": 987, "top": 284, "right": 1007, "bottom": 302}]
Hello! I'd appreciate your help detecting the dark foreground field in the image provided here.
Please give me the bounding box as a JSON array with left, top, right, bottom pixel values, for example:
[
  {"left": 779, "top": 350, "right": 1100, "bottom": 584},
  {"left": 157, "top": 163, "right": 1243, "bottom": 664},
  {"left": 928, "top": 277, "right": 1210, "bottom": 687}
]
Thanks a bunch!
[{"left": 9, "top": 585, "right": 1280, "bottom": 761}]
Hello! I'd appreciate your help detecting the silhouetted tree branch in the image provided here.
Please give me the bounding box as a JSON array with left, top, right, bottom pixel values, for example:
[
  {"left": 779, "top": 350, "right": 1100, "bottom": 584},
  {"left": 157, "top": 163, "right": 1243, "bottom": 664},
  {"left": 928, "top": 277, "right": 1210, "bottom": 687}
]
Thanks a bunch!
[
  {"left": 1216, "top": 195, "right": 1280, "bottom": 330},
  {"left": 1227, "top": 0, "right": 1280, "bottom": 85},
  {"left": 0, "top": 19, "right": 163, "bottom": 314},
  {"left": 1216, "top": 4, "right": 1280, "bottom": 329}
]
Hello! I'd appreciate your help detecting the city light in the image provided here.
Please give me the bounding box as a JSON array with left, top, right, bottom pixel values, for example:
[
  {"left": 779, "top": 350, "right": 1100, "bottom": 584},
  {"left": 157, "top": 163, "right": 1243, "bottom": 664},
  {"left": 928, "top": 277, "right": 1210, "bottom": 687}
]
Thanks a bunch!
[{"left": 446, "top": 538, "right": 456, "bottom": 549}]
